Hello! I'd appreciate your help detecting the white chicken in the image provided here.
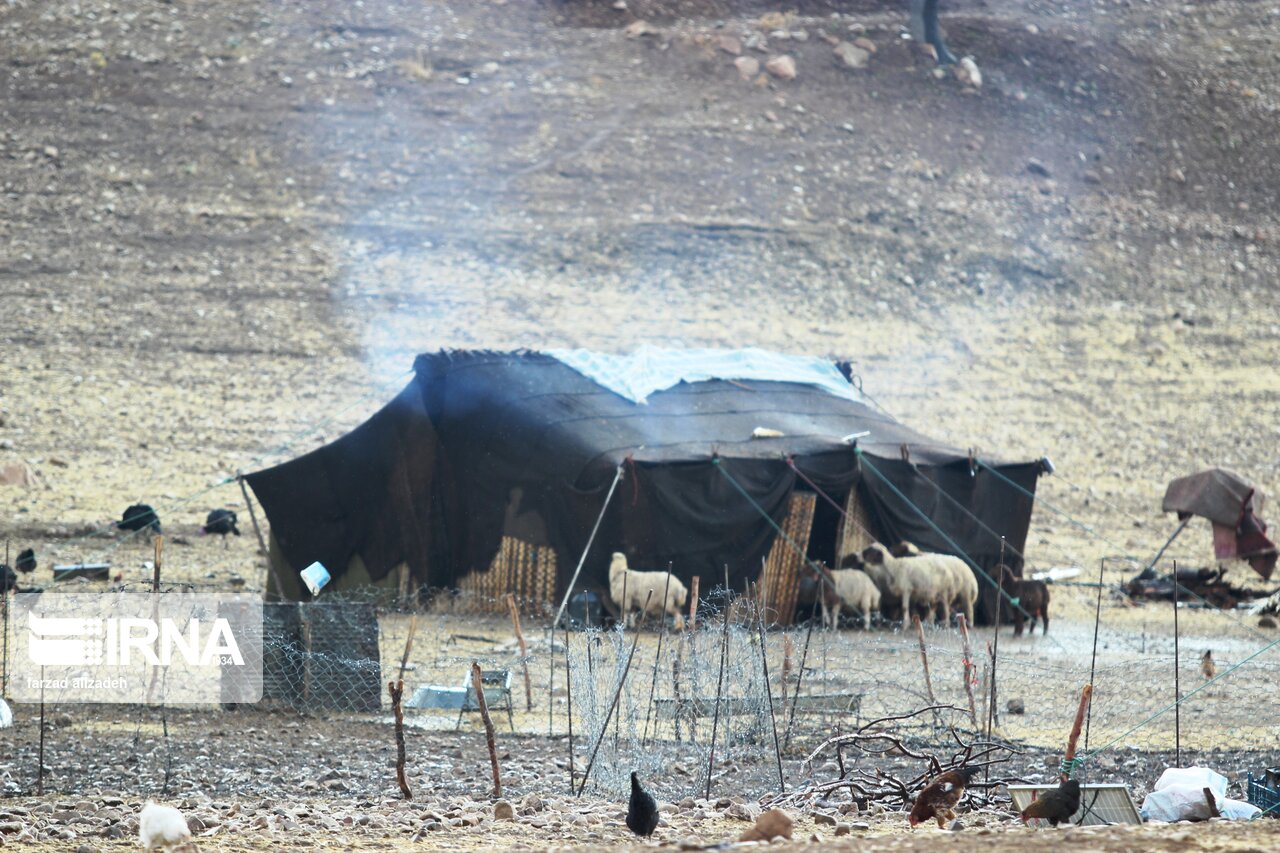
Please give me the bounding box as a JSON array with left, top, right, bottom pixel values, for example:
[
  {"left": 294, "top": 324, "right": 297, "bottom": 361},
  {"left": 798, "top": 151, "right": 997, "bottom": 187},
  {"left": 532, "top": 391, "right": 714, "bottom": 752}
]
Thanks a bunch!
[{"left": 139, "top": 801, "right": 196, "bottom": 851}]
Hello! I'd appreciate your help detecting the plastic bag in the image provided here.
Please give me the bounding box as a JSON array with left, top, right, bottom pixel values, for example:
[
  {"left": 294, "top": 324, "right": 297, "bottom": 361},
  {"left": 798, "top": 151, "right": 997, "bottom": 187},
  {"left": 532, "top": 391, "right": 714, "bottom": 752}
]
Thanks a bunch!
[
  {"left": 1220, "top": 798, "right": 1261, "bottom": 820},
  {"left": 1141, "top": 784, "right": 1222, "bottom": 822},
  {"left": 1154, "top": 766, "right": 1228, "bottom": 798}
]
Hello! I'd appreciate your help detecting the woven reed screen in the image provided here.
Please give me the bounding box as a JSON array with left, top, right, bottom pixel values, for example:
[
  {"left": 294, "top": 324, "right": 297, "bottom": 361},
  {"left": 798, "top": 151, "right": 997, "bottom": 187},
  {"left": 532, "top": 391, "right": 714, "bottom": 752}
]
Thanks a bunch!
[
  {"left": 457, "top": 536, "right": 557, "bottom": 614},
  {"left": 835, "top": 486, "right": 876, "bottom": 566},
  {"left": 759, "top": 491, "right": 817, "bottom": 626}
]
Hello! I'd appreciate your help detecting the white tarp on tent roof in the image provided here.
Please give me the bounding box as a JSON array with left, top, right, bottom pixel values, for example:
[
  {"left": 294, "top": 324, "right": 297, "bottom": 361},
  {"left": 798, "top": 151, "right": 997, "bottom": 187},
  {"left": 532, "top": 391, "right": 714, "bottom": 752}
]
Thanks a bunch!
[{"left": 546, "top": 346, "right": 862, "bottom": 405}]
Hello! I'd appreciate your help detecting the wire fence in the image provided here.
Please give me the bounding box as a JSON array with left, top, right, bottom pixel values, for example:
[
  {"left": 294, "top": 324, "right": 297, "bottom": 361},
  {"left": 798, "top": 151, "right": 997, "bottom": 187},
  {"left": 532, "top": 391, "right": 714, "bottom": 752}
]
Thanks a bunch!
[{"left": 3, "top": 584, "right": 1278, "bottom": 806}]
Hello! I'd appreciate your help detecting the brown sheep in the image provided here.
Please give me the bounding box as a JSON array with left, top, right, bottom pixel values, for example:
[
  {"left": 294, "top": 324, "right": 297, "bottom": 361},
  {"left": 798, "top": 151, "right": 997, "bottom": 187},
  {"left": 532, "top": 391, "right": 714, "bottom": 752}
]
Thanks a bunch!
[{"left": 996, "top": 563, "right": 1050, "bottom": 636}]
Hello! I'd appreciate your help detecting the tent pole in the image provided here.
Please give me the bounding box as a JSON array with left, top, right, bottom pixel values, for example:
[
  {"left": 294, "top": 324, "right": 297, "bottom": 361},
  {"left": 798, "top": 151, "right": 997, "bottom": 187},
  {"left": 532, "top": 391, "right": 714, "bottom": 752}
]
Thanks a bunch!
[
  {"left": 1143, "top": 516, "right": 1191, "bottom": 576},
  {"left": 550, "top": 464, "right": 625, "bottom": 633}
]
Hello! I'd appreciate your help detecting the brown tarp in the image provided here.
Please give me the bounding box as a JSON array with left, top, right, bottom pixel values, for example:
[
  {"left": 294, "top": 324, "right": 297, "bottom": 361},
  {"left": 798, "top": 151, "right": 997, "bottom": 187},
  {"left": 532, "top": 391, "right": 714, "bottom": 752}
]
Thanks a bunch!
[
  {"left": 1162, "top": 468, "right": 1267, "bottom": 525},
  {"left": 1162, "top": 467, "right": 1276, "bottom": 579}
]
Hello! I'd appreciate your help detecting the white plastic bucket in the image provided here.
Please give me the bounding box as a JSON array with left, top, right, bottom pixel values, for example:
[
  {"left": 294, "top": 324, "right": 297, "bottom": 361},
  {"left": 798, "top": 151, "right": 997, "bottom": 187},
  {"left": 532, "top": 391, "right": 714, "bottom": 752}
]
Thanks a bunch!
[{"left": 300, "top": 561, "right": 330, "bottom": 596}]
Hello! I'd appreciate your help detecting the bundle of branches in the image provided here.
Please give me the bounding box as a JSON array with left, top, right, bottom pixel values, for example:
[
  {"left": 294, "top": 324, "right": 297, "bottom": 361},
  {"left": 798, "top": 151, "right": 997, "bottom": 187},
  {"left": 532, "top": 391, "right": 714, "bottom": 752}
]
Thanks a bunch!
[{"left": 768, "top": 705, "right": 1027, "bottom": 811}]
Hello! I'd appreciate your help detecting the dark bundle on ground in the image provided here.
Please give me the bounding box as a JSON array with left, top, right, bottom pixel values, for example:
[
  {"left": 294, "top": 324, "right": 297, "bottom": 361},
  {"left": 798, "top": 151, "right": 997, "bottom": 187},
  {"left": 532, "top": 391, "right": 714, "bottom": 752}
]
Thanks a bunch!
[
  {"left": 627, "top": 771, "right": 659, "bottom": 837},
  {"left": 202, "top": 508, "right": 240, "bottom": 538},
  {"left": 116, "top": 504, "right": 162, "bottom": 534},
  {"left": 15, "top": 548, "right": 36, "bottom": 574},
  {"left": 996, "top": 563, "right": 1050, "bottom": 636},
  {"left": 1020, "top": 778, "right": 1082, "bottom": 826}
]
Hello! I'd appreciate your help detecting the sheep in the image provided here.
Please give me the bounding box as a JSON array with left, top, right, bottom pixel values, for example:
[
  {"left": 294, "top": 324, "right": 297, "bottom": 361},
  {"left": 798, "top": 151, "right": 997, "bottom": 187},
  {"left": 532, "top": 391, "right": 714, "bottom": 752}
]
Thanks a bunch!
[
  {"left": 609, "top": 552, "right": 687, "bottom": 629},
  {"left": 996, "top": 563, "right": 1050, "bottom": 636},
  {"left": 860, "top": 543, "right": 939, "bottom": 625},
  {"left": 830, "top": 567, "right": 881, "bottom": 630},
  {"left": 797, "top": 561, "right": 842, "bottom": 629},
  {"left": 892, "top": 541, "right": 978, "bottom": 627}
]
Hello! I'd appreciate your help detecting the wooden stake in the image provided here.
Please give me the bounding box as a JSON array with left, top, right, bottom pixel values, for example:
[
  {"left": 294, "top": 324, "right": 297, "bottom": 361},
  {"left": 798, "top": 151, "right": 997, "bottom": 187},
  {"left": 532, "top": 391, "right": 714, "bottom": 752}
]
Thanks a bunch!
[
  {"left": 387, "top": 679, "right": 412, "bottom": 799},
  {"left": 1061, "top": 683, "right": 1093, "bottom": 780},
  {"left": 957, "top": 614, "right": 978, "bottom": 726},
  {"left": 783, "top": 598, "right": 818, "bottom": 752},
  {"left": 705, "top": 580, "right": 732, "bottom": 799},
  {"left": 152, "top": 534, "right": 163, "bottom": 592},
  {"left": 689, "top": 576, "right": 700, "bottom": 630},
  {"left": 37, "top": 666, "right": 45, "bottom": 796},
  {"left": 471, "top": 662, "right": 502, "bottom": 798},
  {"left": 506, "top": 594, "right": 533, "bottom": 712},
  {"left": 782, "top": 633, "right": 794, "bottom": 700},
  {"left": 752, "top": 583, "right": 785, "bottom": 792},
  {"left": 673, "top": 635, "right": 686, "bottom": 743},
  {"left": 398, "top": 614, "right": 419, "bottom": 684},
  {"left": 1172, "top": 559, "right": 1181, "bottom": 768},
  {"left": 913, "top": 615, "right": 937, "bottom": 706},
  {"left": 565, "top": 626, "right": 575, "bottom": 793},
  {"left": 576, "top": 591, "right": 652, "bottom": 796},
  {"left": 641, "top": 568, "right": 674, "bottom": 744}
]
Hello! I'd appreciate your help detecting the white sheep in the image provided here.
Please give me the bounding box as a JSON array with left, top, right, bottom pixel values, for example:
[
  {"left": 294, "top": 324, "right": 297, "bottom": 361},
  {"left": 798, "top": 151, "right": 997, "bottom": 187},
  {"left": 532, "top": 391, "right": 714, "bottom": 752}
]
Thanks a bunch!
[
  {"left": 609, "top": 552, "right": 687, "bottom": 629},
  {"left": 892, "top": 542, "right": 979, "bottom": 627},
  {"left": 860, "top": 543, "right": 939, "bottom": 624},
  {"left": 830, "top": 567, "right": 881, "bottom": 630}
]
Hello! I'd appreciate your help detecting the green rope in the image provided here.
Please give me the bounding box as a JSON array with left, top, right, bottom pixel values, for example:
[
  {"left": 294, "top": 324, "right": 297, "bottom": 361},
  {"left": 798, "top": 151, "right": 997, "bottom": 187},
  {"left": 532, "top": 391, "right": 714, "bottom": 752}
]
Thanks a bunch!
[{"left": 1078, "top": 634, "right": 1280, "bottom": 766}]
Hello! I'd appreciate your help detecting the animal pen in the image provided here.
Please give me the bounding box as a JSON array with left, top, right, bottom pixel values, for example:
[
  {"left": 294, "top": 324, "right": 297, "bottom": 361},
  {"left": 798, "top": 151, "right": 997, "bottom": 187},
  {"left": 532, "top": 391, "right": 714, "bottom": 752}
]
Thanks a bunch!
[{"left": 4, "top": 349, "right": 1278, "bottom": 817}]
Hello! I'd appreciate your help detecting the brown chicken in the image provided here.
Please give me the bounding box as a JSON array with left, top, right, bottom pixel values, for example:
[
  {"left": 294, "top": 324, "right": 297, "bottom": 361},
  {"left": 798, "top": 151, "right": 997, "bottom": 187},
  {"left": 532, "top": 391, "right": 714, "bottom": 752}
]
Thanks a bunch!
[
  {"left": 1020, "top": 778, "right": 1082, "bottom": 826},
  {"left": 1201, "top": 650, "right": 1216, "bottom": 680},
  {"left": 909, "top": 766, "right": 980, "bottom": 828}
]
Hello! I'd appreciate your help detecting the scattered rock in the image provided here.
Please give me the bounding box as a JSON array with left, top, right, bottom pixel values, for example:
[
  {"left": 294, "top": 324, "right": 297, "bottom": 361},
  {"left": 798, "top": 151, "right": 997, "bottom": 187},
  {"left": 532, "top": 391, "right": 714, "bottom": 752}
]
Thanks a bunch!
[
  {"left": 48, "top": 456, "right": 69, "bottom": 468},
  {"left": 624, "top": 20, "right": 655, "bottom": 38},
  {"left": 955, "top": 56, "right": 982, "bottom": 88},
  {"left": 853, "top": 37, "right": 877, "bottom": 53},
  {"left": 724, "top": 802, "right": 757, "bottom": 821},
  {"left": 493, "top": 800, "right": 514, "bottom": 821},
  {"left": 1259, "top": 616, "right": 1277, "bottom": 629},
  {"left": 733, "top": 56, "right": 759, "bottom": 81},
  {"left": 833, "top": 42, "right": 870, "bottom": 70},
  {"left": 1169, "top": 166, "right": 1187, "bottom": 183},
  {"left": 716, "top": 34, "right": 742, "bottom": 55},
  {"left": 812, "top": 812, "right": 837, "bottom": 826},
  {"left": 1007, "top": 698, "right": 1026, "bottom": 715},
  {"left": 738, "top": 808, "right": 792, "bottom": 841},
  {"left": 0, "top": 463, "right": 35, "bottom": 487},
  {"left": 1027, "top": 159, "right": 1051, "bottom": 178},
  {"left": 764, "top": 55, "right": 796, "bottom": 80}
]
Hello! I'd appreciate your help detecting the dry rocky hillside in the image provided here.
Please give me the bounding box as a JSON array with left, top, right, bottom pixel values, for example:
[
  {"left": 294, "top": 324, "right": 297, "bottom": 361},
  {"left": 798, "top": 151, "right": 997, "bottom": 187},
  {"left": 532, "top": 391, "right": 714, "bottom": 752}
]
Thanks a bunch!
[{"left": 1, "top": 0, "right": 1278, "bottom": 848}]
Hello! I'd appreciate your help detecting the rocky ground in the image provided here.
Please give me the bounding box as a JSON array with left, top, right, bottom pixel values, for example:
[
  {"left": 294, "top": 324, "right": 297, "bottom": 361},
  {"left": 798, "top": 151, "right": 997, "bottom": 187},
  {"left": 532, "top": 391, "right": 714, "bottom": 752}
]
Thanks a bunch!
[{"left": 2, "top": 0, "right": 1280, "bottom": 848}]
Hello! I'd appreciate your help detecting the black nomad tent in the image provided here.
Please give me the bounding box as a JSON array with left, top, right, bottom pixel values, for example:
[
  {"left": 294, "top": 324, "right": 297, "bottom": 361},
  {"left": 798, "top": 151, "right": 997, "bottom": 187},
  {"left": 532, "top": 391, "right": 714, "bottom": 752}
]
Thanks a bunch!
[{"left": 246, "top": 349, "right": 1046, "bottom": 624}]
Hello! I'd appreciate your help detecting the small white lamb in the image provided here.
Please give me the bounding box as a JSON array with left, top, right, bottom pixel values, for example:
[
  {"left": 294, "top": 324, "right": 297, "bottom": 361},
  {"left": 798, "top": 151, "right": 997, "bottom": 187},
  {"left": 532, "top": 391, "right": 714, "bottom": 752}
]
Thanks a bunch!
[
  {"left": 860, "top": 543, "right": 938, "bottom": 624},
  {"left": 830, "top": 567, "right": 881, "bottom": 630},
  {"left": 139, "top": 801, "right": 195, "bottom": 851},
  {"left": 609, "top": 552, "right": 687, "bottom": 629}
]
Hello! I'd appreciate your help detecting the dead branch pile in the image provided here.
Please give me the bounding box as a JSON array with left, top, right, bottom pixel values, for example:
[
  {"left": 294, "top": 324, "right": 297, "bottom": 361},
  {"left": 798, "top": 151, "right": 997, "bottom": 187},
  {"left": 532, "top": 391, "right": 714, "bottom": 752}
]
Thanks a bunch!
[{"left": 767, "top": 705, "right": 1028, "bottom": 811}]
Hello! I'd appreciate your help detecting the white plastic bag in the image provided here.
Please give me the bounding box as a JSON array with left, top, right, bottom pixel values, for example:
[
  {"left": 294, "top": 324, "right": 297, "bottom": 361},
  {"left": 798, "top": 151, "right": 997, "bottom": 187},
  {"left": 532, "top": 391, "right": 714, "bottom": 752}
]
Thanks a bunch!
[
  {"left": 1154, "top": 766, "right": 1228, "bottom": 798},
  {"left": 1141, "top": 784, "right": 1222, "bottom": 822},
  {"left": 1220, "top": 798, "right": 1261, "bottom": 820}
]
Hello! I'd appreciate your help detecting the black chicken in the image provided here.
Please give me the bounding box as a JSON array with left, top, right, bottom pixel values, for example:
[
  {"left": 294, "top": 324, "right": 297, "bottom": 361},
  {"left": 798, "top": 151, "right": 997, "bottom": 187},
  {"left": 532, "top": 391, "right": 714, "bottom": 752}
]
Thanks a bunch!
[
  {"left": 202, "top": 509, "right": 240, "bottom": 545},
  {"left": 1020, "top": 778, "right": 1082, "bottom": 826},
  {"left": 116, "top": 504, "right": 162, "bottom": 534},
  {"left": 1, "top": 563, "right": 16, "bottom": 593},
  {"left": 626, "top": 771, "right": 659, "bottom": 838},
  {"left": 15, "top": 548, "right": 36, "bottom": 574}
]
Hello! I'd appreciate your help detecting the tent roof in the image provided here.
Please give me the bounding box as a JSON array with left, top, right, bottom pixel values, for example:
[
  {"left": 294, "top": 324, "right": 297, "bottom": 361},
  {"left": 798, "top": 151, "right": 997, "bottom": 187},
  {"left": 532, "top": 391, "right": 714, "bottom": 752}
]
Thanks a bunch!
[
  {"left": 1162, "top": 467, "right": 1266, "bottom": 526},
  {"left": 413, "top": 350, "right": 980, "bottom": 488}
]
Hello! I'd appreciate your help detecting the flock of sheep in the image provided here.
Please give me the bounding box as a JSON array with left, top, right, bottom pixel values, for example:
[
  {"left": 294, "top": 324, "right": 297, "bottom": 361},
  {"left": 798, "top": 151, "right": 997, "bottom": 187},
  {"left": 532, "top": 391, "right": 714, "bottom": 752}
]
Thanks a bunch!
[{"left": 608, "top": 543, "right": 1049, "bottom": 635}]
